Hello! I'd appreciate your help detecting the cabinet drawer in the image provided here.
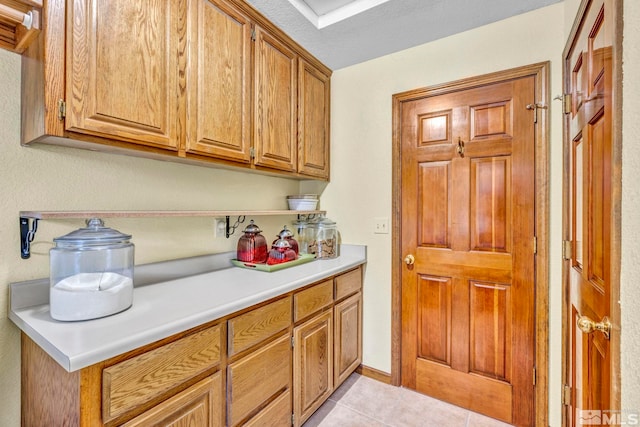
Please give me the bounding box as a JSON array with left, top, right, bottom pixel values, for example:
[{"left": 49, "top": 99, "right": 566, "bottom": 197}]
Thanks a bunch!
[
  {"left": 293, "top": 279, "right": 333, "bottom": 322},
  {"left": 121, "top": 373, "right": 223, "bottom": 427},
  {"left": 227, "top": 334, "right": 292, "bottom": 426},
  {"left": 103, "top": 324, "right": 222, "bottom": 423},
  {"left": 243, "top": 389, "right": 292, "bottom": 427},
  {"left": 334, "top": 268, "right": 362, "bottom": 301},
  {"left": 228, "top": 296, "right": 291, "bottom": 356}
]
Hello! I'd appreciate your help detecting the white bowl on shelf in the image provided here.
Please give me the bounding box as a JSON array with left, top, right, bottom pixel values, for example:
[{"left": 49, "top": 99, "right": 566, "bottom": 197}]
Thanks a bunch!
[{"left": 287, "top": 195, "right": 319, "bottom": 210}]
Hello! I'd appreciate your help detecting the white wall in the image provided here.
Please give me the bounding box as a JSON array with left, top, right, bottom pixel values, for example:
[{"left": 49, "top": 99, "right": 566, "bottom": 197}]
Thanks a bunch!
[
  {"left": 314, "top": 3, "right": 566, "bottom": 425},
  {"left": 0, "top": 49, "right": 301, "bottom": 426}
]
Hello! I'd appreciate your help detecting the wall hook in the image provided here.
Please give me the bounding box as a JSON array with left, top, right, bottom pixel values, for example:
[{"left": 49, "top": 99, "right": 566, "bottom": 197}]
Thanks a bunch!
[
  {"left": 225, "top": 215, "right": 246, "bottom": 238},
  {"left": 20, "top": 217, "right": 39, "bottom": 259}
]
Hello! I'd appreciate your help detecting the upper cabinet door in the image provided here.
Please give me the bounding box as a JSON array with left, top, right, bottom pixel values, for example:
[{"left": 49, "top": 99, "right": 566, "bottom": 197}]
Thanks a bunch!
[
  {"left": 66, "top": 0, "right": 183, "bottom": 150},
  {"left": 185, "top": 0, "right": 252, "bottom": 163},
  {"left": 298, "top": 60, "right": 330, "bottom": 180},
  {"left": 253, "top": 25, "right": 297, "bottom": 172}
]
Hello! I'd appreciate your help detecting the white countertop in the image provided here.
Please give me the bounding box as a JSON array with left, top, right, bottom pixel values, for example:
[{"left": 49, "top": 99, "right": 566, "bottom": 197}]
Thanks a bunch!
[{"left": 9, "top": 245, "right": 366, "bottom": 372}]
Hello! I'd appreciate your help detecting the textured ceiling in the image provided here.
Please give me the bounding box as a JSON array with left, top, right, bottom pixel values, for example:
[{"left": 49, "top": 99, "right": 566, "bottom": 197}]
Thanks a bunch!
[{"left": 245, "top": 0, "right": 562, "bottom": 70}]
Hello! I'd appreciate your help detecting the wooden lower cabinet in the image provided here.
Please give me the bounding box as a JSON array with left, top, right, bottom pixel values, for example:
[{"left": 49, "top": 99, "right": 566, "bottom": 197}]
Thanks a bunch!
[
  {"left": 103, "top": 325, "right": 222, "bottom": 423},
  {"left": 293, "top": 310, "right": 333, "bottom": 427},
  {"left": 334, "top": 292, "right": 363, "bottom": 388},
  {"left": 122, "top": 373, "right": 224, "bottom": 427},
  {"left": 243, "top": 390, "right": 292, "bottom": 427},
  {"left": 20, "top": 267, "right": 364, "bottom": 427},
  {"left": 227, "top": 333, "right": 292, "bottom": 426}
]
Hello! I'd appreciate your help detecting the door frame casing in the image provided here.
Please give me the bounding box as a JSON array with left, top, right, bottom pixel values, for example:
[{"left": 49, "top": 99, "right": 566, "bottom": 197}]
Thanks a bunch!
[
  {"left": 561, "top": 0, "right": 623, "bottom": 424},
  {"left": 391, "top": 62, "right": 550, "bottom": 427}
]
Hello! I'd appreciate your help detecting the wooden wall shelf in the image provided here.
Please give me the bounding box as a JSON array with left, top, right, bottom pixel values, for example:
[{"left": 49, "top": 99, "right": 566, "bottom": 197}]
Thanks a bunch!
[
  {"left": 19, "top": 209, "right": 325, "bottom": 259},
  {"left": 19, "top": 210, "right": 325, "bottom": 220}
]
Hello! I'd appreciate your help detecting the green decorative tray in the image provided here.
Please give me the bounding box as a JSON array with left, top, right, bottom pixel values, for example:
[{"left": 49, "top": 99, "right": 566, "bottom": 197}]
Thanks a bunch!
[{"left": 230, "top": 253, "right": 316, "bottom": 272}]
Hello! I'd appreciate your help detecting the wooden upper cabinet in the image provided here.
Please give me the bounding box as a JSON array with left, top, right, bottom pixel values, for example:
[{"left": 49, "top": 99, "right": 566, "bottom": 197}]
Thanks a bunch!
[
  {"left": 185, "top": 0, "right": 252, "bottom": 163},
  {"left": 298, "top": 60, "right": 330, "bottom": 179},
  {"left": 253, "top": 25, "right": 297, "bottom": 173},
  {"left": 65, "top": 0, "right": 183, "bottom": 150},
  {"left": 21, "top": 0, "right": 331, "bottom": 179}
]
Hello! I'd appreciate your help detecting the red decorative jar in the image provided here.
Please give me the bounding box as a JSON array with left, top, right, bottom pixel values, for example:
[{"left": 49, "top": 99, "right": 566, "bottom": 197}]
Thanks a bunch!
[{"left": 236, "top": 220, "right": 268, "bottom": 263}]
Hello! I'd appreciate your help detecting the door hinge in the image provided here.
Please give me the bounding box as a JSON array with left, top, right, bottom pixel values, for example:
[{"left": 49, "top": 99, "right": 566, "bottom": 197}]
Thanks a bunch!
[
  {"left": 291, "top": 336, "right": 295, "bottom": 348},
  {"left": 251, "top": 26, "right": 256, "bottom": 41},
  {"left": 249, "top": 147, "right": 255, "bottom": 159},
  {"left": 563, "top": 384, "right": 572, "bottom": 406},
  {"left": 291, "top": 413, "right": 295, "bottom": 426},
  {"left": 533, "top": 236, "right": 537, "bottom": 255},
  {"left": 57, "top": 99, "right": 66, "bottom": 121},
  {"left": 554, "top": 93, "right": 573, "bottom": 114},
  {"left": 562, "top": 240, "right": 572, "bottom": 260},
  {"left": 563, "top": 93, "right": 572, "bottom": 114},
  {"left": 533, "top": 366, "right": 537, "bottom": 386}
]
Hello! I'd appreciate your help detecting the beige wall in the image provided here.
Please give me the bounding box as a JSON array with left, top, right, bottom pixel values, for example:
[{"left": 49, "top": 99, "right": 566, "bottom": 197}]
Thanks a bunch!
[
  {"left": 2, "top": 1, "right": 638, "bottom": 425},
  {"left": 0, "top": 48, "right": 301, "bottom": 425},
  {"left": 621, "top": 0, "right": 640, "bottom": 414},
  {"left": 313, "top": 3, "right": 567, "bottom": 425}
]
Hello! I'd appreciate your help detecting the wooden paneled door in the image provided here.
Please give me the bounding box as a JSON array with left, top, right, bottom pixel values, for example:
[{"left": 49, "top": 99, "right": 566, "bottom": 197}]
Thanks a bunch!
[
  {"left": 395, "top": 67, "right": 545, "bottom": 426},
  {"left": 563, "top": 1, "right": 621, "bottom": 426}
]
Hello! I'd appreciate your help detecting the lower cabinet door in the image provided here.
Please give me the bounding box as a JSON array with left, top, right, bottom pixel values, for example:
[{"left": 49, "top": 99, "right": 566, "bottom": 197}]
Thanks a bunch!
[
  {"left": 244, "top": 389, "right": 292, "bottom": 427},
  {"left": 122, "top": 372, "right": 223, "bottom": 427},
  {"left": 293, "top": 310, "right": 333, "bottom": 427},
  {"left": 334, "top": 292, "right": 363, "bottom": 388},
  {"left": 227, "top": 334, "right": 292, "bottom": 426}
]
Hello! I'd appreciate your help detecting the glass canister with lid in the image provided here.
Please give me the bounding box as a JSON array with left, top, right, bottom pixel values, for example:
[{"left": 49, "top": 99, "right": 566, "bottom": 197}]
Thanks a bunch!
[
  {"left": 49, "top": 218, "right": 134, "bottom": 321},
  {"left": 236, "top": 220, "right": 268, "bottom": 263},
  {"left": 267, "top": 238, "right": 297, "bottom": 265},
  {"left": 292, "top": 217, "right": 309, "bottom": 253},
  {"left": 302, "top": 215, "right": 339, "bottom": 259},
  {"left": 273, "top": 225, "right": 299, "bottom": 255}
]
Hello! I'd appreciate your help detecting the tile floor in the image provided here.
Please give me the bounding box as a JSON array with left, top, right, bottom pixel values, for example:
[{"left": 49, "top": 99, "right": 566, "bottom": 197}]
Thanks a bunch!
[{"left": 303, "top": 373, "right": 514, "bottom": 427}]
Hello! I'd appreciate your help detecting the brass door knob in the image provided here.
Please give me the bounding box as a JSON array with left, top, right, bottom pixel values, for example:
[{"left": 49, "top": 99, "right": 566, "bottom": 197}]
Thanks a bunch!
[
  {"left": 404, "top": 254, "right": 415, "bottom": 265},
  {"left": 577, "top": 315, "right": 611, "bottom": 339}
]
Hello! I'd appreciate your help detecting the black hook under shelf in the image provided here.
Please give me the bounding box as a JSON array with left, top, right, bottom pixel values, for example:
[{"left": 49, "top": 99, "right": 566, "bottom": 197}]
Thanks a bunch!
[
  {"left": 225, "top": 215, "right": 246, "bottom": 238},
  {"left": 20, "top": 217, "right": 39, "bottom": 259}
]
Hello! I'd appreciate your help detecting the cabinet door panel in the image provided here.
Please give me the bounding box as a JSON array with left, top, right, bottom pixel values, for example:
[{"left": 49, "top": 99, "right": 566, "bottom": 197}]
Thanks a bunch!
[
  {"left": 293, "top": 310, "right": 333, "bottom": 427},
  {"left": 298, "top": 60, "right": 330, "bottom": 179},
  {"left": 227, "top": 334, "right": 291, "bottom": 426},
  {"left": 67, "top": 0, "right": 182, "bottom": 149},
  {"left": 334, "top": 292, "right": 362, "bottom": 388},
  {"left": 253, "top": 26, "right": 297, "bottom": 172},
  {"left": 186, "top": 0, "right": 251, "bottom": 162}
]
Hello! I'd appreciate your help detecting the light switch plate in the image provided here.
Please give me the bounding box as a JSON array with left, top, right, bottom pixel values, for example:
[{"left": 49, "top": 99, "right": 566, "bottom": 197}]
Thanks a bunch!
[{"left": 374, "top": 217, "right": 389, "bottom": 234}]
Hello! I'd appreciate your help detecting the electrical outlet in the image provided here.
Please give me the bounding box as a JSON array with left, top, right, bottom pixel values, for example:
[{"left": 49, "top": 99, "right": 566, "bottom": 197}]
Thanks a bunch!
[
  {"left": 374, "top": 217, "right": 389, "bottom": 234},
  {"left": 213, "top": 218, "right": 227, "bottom": 238}
]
